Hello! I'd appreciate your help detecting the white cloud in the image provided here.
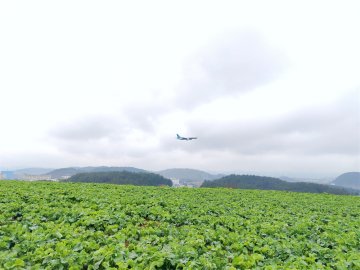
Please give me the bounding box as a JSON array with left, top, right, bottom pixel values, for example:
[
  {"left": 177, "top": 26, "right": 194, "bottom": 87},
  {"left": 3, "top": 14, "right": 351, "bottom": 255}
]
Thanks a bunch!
[{"left": 0, "top": 1, "right": 359, "bottom": 176}]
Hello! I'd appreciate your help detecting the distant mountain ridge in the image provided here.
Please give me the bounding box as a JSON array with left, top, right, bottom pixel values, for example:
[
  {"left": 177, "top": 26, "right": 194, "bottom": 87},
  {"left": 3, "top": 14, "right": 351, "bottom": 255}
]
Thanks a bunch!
[
  {"left": 201, "top": 175, "right": 357, "bottom": 195},
  {"left": 332, "top": 172, "right": 360, "bottom": 190},
  {"left": 47, "top": 166, "right": 147, "bottom": 179},
  {"left": 15, "top": 168, "right": 54, "bottom": 175},
  {"left": 5, "top": 166, "right": 359, "bottom": 192},
  {"left": 157, "top": 168, "right": 224, "bottom": 186}
]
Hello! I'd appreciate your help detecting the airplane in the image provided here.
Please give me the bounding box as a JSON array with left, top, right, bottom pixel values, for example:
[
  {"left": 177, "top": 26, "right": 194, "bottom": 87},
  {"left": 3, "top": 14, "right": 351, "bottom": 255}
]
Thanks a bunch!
[{"left": 177, "top": 134, "right": 198, "bottom": 141}]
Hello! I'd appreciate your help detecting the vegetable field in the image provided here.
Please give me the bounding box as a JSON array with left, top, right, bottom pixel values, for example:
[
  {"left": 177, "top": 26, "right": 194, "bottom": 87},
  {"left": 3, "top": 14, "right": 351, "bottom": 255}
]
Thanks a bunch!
[{"left": 0, "top": 181, "right": 359, "bottom": 269}]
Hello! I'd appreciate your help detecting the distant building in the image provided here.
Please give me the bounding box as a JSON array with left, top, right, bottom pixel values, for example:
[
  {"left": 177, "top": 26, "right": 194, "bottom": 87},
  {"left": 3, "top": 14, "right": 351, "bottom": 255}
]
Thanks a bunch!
[
  {"left": 171, "top": 178, "right": 180, "bottom": 185},
  {"left": 0, "top": 172, "right": 3, "bottom": 180},
  {"left": 59, "top": 175, "right": 71, "bottom": 180},
  {"left": 170, "top": 178, "right": 182, "bottom": 187}
]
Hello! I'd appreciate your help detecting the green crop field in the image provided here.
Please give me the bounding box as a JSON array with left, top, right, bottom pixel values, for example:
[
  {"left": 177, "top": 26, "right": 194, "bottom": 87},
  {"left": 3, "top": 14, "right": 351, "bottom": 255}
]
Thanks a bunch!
[{"left": 0, "top": 181, "right": 359, "bottom": 269}]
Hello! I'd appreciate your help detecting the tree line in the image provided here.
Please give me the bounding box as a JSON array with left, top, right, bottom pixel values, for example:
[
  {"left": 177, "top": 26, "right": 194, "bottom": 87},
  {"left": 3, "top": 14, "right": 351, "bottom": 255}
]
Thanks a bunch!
[{"left": 201, "top": 175, "right": 356, "bottom": 195}]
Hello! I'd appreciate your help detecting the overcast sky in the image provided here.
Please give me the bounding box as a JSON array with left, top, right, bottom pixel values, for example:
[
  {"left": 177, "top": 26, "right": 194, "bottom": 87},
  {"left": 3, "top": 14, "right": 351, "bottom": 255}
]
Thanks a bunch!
[{"left": 1, "top": 1, "right": 359, "bottom": 177}]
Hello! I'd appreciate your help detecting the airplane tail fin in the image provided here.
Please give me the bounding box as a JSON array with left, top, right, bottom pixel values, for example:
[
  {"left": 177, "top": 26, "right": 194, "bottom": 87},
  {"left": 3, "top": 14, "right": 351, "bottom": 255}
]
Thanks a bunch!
[{"left": 176, "top": 134, "right": 180, "bottom": 138}]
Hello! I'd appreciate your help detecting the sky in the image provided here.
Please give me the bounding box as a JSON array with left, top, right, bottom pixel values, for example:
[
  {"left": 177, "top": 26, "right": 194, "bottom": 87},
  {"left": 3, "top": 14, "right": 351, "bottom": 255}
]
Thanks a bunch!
[{"left": 0, "top": 1, "right": 359, "bottom": 178}]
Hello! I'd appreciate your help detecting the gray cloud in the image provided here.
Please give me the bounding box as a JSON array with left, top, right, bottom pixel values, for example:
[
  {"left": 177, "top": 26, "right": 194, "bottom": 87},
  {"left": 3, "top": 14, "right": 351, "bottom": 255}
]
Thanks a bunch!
[
  {"left": 163, "top": 92, "right": 360, "bottom": 157},
  {"left": 43, "top": 31, "right": 358, "bottom": 175},
  {"left": 49, "top": 90, "right": 359, "bottom": 164},
  {"left": 121, "top": 101, "right": 173, "bottom": 132},
  {"left": 176, "top": 31, "right": 287, "bottom": 108},
  {"left": 50, "top": 116, "right": 121, "bottom": 141},
  {"left": 48, "top": 114, "right": 160, "bottom": 159},
  {"left": 51, "top": 31, "right": 287, "bottom": 144}
]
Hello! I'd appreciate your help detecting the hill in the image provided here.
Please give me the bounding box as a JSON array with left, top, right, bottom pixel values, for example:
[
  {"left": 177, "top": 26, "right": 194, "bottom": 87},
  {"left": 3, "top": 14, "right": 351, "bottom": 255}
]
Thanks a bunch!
[
  {"left": 66, "top": 171, "right": 172, "bottom": 186},
  {"left": 201, "top": 175, "right": 357, "bottom": 195},
  {"left": 47, "top": 166, "right": 147, "bottom": 179},
  {"left": 157, "top": 168, "right": 224, "bottom": 186},
  {"left": 332, "top": 172, "right": 360, "bottom": 190},
  {"left": 14, "top": 168, "right": 54, "bottom": 175}
]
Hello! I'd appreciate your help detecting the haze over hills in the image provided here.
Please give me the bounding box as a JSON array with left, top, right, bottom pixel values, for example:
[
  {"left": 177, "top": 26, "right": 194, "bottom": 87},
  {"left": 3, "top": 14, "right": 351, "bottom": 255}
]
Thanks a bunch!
[
  {"left": 157, "top": 168, "right": 224, "bottom": 186},
  {"left": 332, "top": 172, "right": 360, "bottom": 190},
  {"left": 14, "top": 168, "right": 54, "bottom": 175},
  {"left": 3, "top": 166, "right": 359, "bottom": 193},
  {"left": 46, "top": 166, "right": 147, "bottom": 179}
]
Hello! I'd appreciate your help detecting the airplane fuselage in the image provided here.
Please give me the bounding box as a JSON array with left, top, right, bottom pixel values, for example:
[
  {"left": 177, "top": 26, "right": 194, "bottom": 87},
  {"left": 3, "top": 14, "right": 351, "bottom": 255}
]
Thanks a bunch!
[{"left": 177, "top": 134, "right": 197, "bottom": 141}]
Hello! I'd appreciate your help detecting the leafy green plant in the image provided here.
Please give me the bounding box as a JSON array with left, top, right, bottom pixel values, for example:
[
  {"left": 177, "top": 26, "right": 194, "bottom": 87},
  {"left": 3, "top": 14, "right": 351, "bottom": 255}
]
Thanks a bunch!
[{"left": 0, "top": 181, "right": 359, "bottom": 269}]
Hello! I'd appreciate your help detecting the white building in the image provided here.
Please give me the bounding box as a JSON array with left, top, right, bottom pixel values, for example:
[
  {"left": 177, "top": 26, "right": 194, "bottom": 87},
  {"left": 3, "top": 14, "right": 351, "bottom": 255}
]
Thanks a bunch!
[
  {"left": 170, "top": 178, "right": 181, "bottom": 187},
  {"left": 59, "top": 175, "right": 71, "bottom": 180}
]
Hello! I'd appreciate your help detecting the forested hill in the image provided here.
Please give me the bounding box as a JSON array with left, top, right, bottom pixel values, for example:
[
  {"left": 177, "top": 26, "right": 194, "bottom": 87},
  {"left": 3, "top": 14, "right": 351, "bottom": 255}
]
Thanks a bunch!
[
  {"left": 201, "top": 175, "right": 357, "bottom": 195},
  {"left": 66, "top": 171, "right": 172, "bottom": 187}
]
